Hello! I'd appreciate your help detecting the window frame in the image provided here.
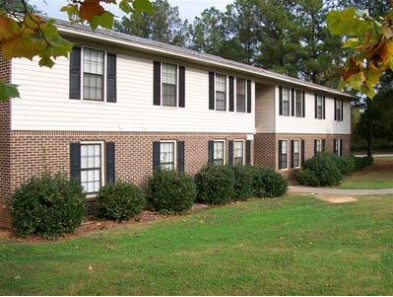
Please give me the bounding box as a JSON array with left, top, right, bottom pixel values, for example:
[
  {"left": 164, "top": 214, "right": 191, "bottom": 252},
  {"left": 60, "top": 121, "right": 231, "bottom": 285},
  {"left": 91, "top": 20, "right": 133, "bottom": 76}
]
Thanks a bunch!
[
  {"left": 294, "top": 89, "right": 304, "bottom": 117},
  {"left": 213, "top": 140, "right": 226, "bottom": 165},
  {"left": 292, "top": 139, "right": 301, "bottom": 168},
  {"left": 215, "top": 73, "right": 227, "bottom": 111},
  {"left": 233, "top": 140, "right": 245, "bottom": 165},
  {"left": 159, "top": 140, "right": 177, "bottom": 170},
  {"left": 236, "top": 77, "right": 246, "bottom": 113},
  {"left": 316, "top": 94, "right": 325, "bottom": 119},
  {"left": 80, "top": 141, "right": 104, "bottom": 195},
  {"left": 82, "top": 47, "right": 106, "bottom": 102},
  {"left": 315, "top": 138, "right": 322, "bottom": 156},
  {"left": 278, "top": 139, "right": 289, "bottom": 170},
  {"left": 334, "top": 139, "right": 341, "bottom": 156},
  {"left": 161, "top": 62, "right": 178, "bottom": 107},
  {"left": 280, "top": 87, "right": 291, "bottom": 116},
  {"left": 335, "top": 98, "right": 344, "bottom": 121}
]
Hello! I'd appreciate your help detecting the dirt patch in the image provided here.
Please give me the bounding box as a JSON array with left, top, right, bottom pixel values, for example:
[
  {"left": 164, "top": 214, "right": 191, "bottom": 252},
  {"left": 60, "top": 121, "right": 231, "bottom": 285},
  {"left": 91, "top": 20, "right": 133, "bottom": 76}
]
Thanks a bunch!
[{"left": 314, "top": 194, "right": 358, "bottom": 204}]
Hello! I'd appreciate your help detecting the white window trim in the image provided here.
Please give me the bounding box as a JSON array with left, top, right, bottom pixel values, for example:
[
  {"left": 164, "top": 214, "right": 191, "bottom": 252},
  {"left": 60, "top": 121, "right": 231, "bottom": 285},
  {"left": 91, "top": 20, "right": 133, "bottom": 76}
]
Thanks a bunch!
[
  {"left": 294, "top": 89, "right": 303, "bottom": 118},
  {"left": 315, "top": 138, "right": 323, "bottom": 154},
  {"left": 316, "top": 94, "right": 324, "bottom": 120},
  {"left": 214, "top": 73, "right": 228, "bottom": 112},
  {"left": 235, "top": 77, "right": 247, "bottom": 113},
  {"left": 234, "top": 139, "right": 245, "bottom": 165},
  {"left": 279, "top": 139, "right": 289, "bottom": 171},
  {"left": 80, "top": 141, "right": 105, "bottom": 199},
  {"left": 335, "top": 98, "right": 343, "bottom": 121},
  {"left": 213, "top": 139, "right": 226, "bottom": 165},
  {"left": 334, "top": 139, "right": 341, "bottom": 156},
  {"left": 280, "top": 87, "right": 291, "bottom": 117},
  {"left": 80, "top": 47, "right": 107, "bottom": 103},
  {"left": 160, "top": 62, "right": 179, "bottom": 108},
  {"left": 292, "top": 139, "right": 301, "bottom": 169},
  {"left": 160, "top": 140, "right": 177, "bottom": 170}
]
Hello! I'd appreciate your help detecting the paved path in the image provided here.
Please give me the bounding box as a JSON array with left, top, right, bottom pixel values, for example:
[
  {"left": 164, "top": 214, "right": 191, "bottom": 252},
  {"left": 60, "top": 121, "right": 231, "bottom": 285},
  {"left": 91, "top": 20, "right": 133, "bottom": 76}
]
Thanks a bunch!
[{"left": 288, "top": 186, "right": 393, "bottom": 196}]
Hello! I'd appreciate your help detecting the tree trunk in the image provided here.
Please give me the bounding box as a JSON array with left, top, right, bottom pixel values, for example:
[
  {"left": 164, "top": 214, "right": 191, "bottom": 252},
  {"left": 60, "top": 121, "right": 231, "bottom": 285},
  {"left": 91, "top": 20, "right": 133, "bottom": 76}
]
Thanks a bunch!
[{"left": 367, "top": 123, "right": 373, "bottom": 157}]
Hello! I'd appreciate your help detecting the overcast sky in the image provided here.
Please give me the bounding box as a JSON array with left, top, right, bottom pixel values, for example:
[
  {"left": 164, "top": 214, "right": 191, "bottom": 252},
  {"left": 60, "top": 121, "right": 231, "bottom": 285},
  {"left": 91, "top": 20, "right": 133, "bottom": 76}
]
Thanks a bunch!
[{"left": 29, "top": 0, "right": 232, "bottom": 22}]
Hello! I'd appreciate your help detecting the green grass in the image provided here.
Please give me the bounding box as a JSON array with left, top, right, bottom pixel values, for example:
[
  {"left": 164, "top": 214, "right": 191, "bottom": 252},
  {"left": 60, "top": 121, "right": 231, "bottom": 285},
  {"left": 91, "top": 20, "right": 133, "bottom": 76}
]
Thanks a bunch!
[
  {"left": 339, "top": 164, "right": 393, "bottom": 190},
  {"left": 1, "top": 195, "right": 393, "bottom": 295}
]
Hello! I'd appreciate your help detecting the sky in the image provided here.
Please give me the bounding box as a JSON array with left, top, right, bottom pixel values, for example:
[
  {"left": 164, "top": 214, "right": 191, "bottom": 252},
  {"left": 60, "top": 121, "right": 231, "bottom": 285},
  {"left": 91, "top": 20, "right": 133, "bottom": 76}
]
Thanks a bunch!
[{"left": 29, "top": 0, "right": 232, "bottom": 22}]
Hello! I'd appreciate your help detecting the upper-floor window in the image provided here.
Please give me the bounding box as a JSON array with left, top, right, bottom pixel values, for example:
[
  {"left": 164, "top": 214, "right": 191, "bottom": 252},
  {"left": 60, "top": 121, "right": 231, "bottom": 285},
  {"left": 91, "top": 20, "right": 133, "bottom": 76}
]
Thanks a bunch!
[
  {"left": 69, "top": 47, "right": 117, "bottom": 103},
  {"left": 335, "top": 98, "right": 344, "bottom": 121},
  {"left": 315, "top": 94, "right": 325, "bottom": 119},
  {"left": 215, "top": 74, "right": 227, "bottom": 111},
  {"left": 278, "top": 140, "right": 288, "bottom": 169},
  {"left": 162, "top": 63, "right": 177, "bottom": 107},
  {"left": 236, "top": 78, "right": 246, "bottom": 113},
  {"left": 294, "top": 89, "right": 305, "bottom": 117},
  {"left": 291, "top": 140, "right": 300, "bottom": 168},
  {"left": 234, "top": 140, "right": 244, "bottom": 165},
  {"left": 279, "top": 87, "right": 291, "bottom": 116}
]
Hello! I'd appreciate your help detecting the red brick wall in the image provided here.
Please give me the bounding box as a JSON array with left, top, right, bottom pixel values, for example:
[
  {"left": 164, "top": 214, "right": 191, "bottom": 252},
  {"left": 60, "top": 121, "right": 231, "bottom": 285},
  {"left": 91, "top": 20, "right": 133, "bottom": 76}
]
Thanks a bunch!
[{"left": 0, "top": 53, "right": 12, "bottom": 228}]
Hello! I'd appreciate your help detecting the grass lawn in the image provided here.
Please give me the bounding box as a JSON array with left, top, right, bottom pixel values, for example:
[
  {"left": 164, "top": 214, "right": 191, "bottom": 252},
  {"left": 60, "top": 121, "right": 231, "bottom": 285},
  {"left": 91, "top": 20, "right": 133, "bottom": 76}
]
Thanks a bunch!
[
  {"left": 1, "top": 195, "right": 392, "bottom": 295},
  {"left": 339, "top": 163, "right": 393, "bottom": 190}
]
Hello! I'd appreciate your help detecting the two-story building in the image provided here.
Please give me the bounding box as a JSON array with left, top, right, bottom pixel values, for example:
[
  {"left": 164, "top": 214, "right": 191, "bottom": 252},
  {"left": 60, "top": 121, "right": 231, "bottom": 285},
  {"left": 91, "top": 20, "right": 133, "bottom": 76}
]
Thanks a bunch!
[{"left": 0, "top": 19, "right": 352, "bottom": 228}]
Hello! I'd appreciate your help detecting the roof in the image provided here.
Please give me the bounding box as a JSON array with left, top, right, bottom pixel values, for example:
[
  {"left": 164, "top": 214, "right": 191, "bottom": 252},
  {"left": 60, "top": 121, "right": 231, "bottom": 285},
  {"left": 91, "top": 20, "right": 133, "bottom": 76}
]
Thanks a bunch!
[{"left": 54, "top": 18, "right": 354, "bottom": 100}]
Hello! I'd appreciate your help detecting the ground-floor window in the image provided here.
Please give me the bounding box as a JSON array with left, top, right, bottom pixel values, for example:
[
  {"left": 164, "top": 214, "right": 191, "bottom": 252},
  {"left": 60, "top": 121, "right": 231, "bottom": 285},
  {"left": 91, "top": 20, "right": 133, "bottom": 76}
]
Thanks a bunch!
[
  {"left": 80, "top": 143, "right": 102, "bottom": 193},
  {"left": 314, "top": 138, "right": 322, "bottom": 156},
  {"left": 278, "top": 140, "right": 288, "bottom": 169},
  {"left": 159, "top": 141, "right": 176, "bottom": 170},
  {"left": 213, "top": 140, "right": 225, "bottom": 165},
  {"left": 234, "top": 140, "right": 244, "bottom": 165},
  {"left": 291, "top": 140, "right": 300, "bottom": 168},
  {"left": 333, "top": 139, "right": 342, "bottom": 156}
]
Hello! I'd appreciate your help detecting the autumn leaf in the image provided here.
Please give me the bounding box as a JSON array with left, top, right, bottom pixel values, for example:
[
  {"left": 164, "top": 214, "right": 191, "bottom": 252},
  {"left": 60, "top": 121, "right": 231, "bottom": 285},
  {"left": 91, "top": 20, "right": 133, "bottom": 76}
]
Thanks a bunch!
[{"left": 80, "top": 0, "right": 106, "bottom": 21}]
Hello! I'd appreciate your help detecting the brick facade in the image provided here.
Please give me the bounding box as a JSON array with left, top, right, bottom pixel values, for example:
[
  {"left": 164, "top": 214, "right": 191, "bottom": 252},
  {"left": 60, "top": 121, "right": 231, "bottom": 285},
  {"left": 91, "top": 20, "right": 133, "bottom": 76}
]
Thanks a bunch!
[
  {"left": 254, "top": 133, "right": 351, "bottom": 178},
  {"left": 0, "top": 53, "right": 12, "bottom": 228}
]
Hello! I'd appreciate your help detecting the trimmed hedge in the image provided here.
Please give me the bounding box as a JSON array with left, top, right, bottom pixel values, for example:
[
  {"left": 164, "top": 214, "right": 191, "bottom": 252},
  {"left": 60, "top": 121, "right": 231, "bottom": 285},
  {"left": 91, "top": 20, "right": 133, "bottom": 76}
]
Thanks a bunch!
[
  {"left": 195, "top": 165, "right": 234, "bottom": 205},
  {"left": 232, "top": 165, "right": 254, "bottom": 201},
  {"left": 252, "top": 166, "right": 288, "bottom": 198},
  {"left": 11, "top": 172, "right": 85, "bottom": 238},
  {"left": 147, "top": 170, "right": 196, "bottom": 213},
  {"left": 296, "top": 169, "right": 320, "bottom": 187},
  {"left": 98, "top": 181, "right": 146, "bottom": 221}
]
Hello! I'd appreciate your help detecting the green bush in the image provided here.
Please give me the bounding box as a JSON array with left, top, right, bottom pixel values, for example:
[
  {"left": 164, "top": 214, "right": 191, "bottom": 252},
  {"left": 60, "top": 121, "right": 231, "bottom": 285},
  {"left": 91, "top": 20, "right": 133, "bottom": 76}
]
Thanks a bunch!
[
  {"left": 356, "top": 156, "right": 374, "bottom": 170},
  {"left": 332, "top": 155, "right": 358, "bottom": 175},
  {"left": 147, "top": 170, "right": 196, "bottom": 213},
  {"left": 232, "top": 165, "right": 254, "bottom": 201},
  {"left": 252, "top": 166, "right": 288, "bottom": 198},
  {"left": 300, "top": 151, "right": 342, "bottom": 187},
  {"left": 98, "top": 181, "right": 146, "bottom": 220},
  {"left": 195, "top": 165, "right": 234, "bottom": 205},
  {"left": 11, "top": 172, "right": 85, "bottom": 238},
  {"left": 296, "top": 169, "right": 320, "bottom": 187}
]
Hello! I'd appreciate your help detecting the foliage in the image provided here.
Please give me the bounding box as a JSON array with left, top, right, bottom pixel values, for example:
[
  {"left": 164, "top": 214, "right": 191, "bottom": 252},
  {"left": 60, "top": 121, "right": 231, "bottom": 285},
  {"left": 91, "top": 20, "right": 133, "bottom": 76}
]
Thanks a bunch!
[
  {"left": 299, "top": 151, "right": 343, "bottom": 187},
  {"left": 232, "top": 165, "right": 254, "bottom": 201},
  {"left": 327, "top": 4, "right": 393, "bottom": 98},
  {"left": 147, "top": 169, "right": 196, "bottom": 213},
  {"left": 97, "top": 181, "right": 145, "bottom": 221},
  {"left": 0, "top": 0, "right": 153, "bottom": 101},
  {"left": 331, "top": 155, "right": 358, "bottom": 175},
  {"left": 251, "top": 166, "right": 288, "bottom": 198},
  {"left": 296, "top": 169, "right": 320, "bottom": 187},
  {"left": 195, "top": 165, "right": 234, "bottom": 205},
  {"left": 10, "top": 172, "right": 85, "bottom": 238},
  {"left": 355, "top": 156, "right": 374, "bottom": 170}
]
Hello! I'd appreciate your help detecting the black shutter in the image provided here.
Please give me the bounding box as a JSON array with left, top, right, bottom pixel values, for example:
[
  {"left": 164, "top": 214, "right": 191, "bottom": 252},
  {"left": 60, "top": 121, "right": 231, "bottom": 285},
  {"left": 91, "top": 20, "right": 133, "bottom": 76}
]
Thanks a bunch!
[
  {"left": 228, "top": 141, "right": 234, "bottom": 165},
  {"left": 333, "top": 139, "right": 337, "bottom": 155},
  {"left": 246, "top": 140, "right": 251, "bottom": 165},
  {"left": 208, "top": 140, "right": 214, "bottom": 164},
  {"left": 334, "top": 98, "right": 337, "bottom": 121},
  {"left": 314, "top": 139, "right": 317, "bottom": 156},
  {"left": 302, "top": 91, "right": 305, "bottom": 117},
  {"left": 323, "top": 96, "right": 326, "bottom": 119},
  {"left": 179, "top": 66, "right": 185, "bottom": 108},
  {"left": 314, "top": 94, "right": 317, "bottom": 119},
  {"left": 70, "top": 143, "right": 81, "bottom": 182},
  {"left": 278, "top": 140, "right": 283, "bottom": 169},
  {"left": 153, "top": 141, "right": 160, "bottom": 171},
  {"left": 340, "top": 139, "right": 343, "bottom": 156},
  {"left": 322, "top": 139, "right": 326, "bottom": 151},
  {"left": 279, "top": 86, "right": 283, "bottom": 115},
  {"left": 341, "top": 100, "right": 344, "bottom": 121},
  {"left": 209, "top": 72, "right": 215, "bottom": 110},
  {"left": 229, "top": 76, "right": 234, "bottom": 112},
  {"left": 153, "top": 61, "right": 161, "bottom": 106},
  {"left": 106, "top": 142, "right": 115, "bottom": 184},
  {"left": 290, "top": 140, "right": 295, "bottom": 168},
  {"left": 301, "top": 139, "right": 305, "bottom": 166},
  {"left": 247, "top": 80, "right": 252, "bottom": 113},
  {"left": 177, "top": 141, "right": 185, "bottom": 172},
  {"left": 291, "top": 89, "right": 295, "bottom": 117},
  {"left": 69, "top": 47, "right": 81, "bottom": 100},
  {"left": 107, "top": 53, "right": 117, "bottom": 103}
]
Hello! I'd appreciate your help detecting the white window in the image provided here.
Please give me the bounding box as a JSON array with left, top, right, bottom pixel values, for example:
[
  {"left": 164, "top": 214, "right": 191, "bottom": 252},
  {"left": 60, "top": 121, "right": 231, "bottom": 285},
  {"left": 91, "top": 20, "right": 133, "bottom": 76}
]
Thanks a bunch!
[
  {"left": 294, "top": 89, "right": 304, "bottom": 117},
  {"left": 316, "top": 94, "right": 324, "bottom": 119},
  {"left": 334, "top": 139, "right": 342, "bottom": 156},
  {"left": 280, "top": 87, "right": 290, "bottom": 116},
  {"left": 292, "top": 140, "right": 300, "bottom": 168},
  {"left": 234, "top": 140, "right": 244, "bottom": 165},
  {"left": 83, "top": 48, "right": 104, "bottom": 101},
  {"left": 236, "top": 78, "right": 246, "bottom": 113},
  {"left": 215, "top": 74, "right": 227, "bottom": 111},
  {"left": 335, "top": 98, "right": 343, "bottom": 121},
  {"left": 278, "top": 140, "right": 288, "bottom": 169},
  {"left": 315, "top": 138, "right": 322, "bottom": 156},
  {"left": 160, "top": 141, "right": 175, "bottom": 170},
  {"left": 162, "top": 63, "right": 177, "bottom": 107},
  {"left": 214, "top": 141, "right": 225, "bottom": 165},
  {"left": 81, "top": 143, "right": 102, "bottom": 193}
]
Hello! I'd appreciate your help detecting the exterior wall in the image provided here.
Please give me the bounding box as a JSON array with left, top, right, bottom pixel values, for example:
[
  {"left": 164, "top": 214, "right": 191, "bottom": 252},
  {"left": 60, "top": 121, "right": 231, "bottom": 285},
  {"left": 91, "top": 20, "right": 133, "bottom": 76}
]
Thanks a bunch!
[
  {"left": 255, "top": 84, "right": 275, "bottom": 133},
  {"left": 0, "top": 53, "right": 12, "bottom": 228},
  {"left": 11, "top": 51, "right": 255, "bottom": 134}
]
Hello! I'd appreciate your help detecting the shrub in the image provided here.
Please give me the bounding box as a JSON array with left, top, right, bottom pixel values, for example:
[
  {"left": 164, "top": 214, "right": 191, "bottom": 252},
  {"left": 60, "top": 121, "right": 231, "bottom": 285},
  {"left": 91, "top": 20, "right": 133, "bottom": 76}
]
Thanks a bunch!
[
  {"left": 98, "top": 181, "right": 146, "bottom": 220},
  {"left": 232, "top": 165, "right": 254, "bottom": 201},
  {"left": 332, "top": 155, "right": 358, "bottom": 175},
  {"left": 356, "top": 156, "right": 374, "bottom": 170},
  {"left": 195, "top": 165, "right": 234, "bottom": 205},
  {"left": 252, "top": 166, "right": 288, "bottom": 198},
  {"left": 296, "top": 169, "right": 320, "bottom": 187},
  {"left": 11, "top": 172, "right": 85, "bottom": 238},
  {"left": 300, "top": 151, "right": 342, "bottom": 186},
  {"left": 147, "top": 170, "right": 196, "bottom": 213}
]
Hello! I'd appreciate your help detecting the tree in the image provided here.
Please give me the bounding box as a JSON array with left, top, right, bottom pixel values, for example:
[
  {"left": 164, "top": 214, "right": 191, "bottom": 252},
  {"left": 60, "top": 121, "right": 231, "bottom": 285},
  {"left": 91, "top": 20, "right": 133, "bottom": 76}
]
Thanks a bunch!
[
  {"left": 114, "top": 0, "right": 187, "bottom": 46},
  {"left": 0, "top": 0, "right": 153, "bottom": 101}
]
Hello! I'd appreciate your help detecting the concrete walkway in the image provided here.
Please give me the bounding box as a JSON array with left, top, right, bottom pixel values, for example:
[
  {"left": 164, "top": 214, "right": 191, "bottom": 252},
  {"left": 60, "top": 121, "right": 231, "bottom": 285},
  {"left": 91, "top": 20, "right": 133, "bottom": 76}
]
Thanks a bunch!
[{"left": 288, "top": 185, "right": 393, "bottom": 196}]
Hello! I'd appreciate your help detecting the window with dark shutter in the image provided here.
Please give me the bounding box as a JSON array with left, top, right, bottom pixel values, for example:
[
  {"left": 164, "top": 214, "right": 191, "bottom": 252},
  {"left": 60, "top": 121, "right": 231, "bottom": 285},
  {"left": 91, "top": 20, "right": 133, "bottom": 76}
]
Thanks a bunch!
[
  {"left": 106, "top": 142, "right": 115, "bottom": 184},
  {"left": 246, "top": 140, "right": 251, "bottom": 165},
  {"left": 340, "top": 139, "right": 343, "bottom": 156},
  {"left": 229, "top": 77, "right": 234, "bottom": 112},
  {"left": 279, "top": 86, "right": 283, "bottom": 116},
  {"left": 301, "top": 140, "right": 305, "bottom": 166},
  {"left": 302, "top": 91, "right": 305, "bottom": 118},
  {"left": 208, "top": 140, "right": 214, "bottom": 164},
  {"left": 107, "top": 53, "right": 117, "bottom": 103},
  {"left": 177, "top": 141, "right": 185, "bottom": 172},
  {"left": 247, "top": 80, "right": 252, "bottom": 113},
  {"left": 228, "top": 141, "right": 234, "bottom": 165},
  {"left": 209, "top": 72, "right": 215, "bottom": 110},
  {"left": 179, "top": 66, "right": 185, "bottom": 108},
  {"left": 69, "top": 47, "right": 81, "bottom": 100},
  {"left": 153, "top": 61, "right": 161, "bottom": 106},
  {"left": 278, "top": 140, "right": 288, "bottom": 169},
  {"left": 153, "top": 141, "right": 161, "bottom": 171},
  {"left": 291, "top": 89, "right": 295, "bottom": 117},
  {"left": 70, "top": 143, "right": 81, "bottom": 181}
]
